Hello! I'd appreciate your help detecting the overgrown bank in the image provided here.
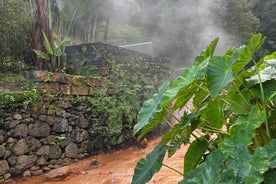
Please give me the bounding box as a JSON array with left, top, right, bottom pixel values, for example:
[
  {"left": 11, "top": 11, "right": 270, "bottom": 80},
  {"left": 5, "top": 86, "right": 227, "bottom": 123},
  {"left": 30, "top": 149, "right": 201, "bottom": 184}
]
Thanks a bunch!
[{"left": 0, "top": 53, "right": 170, "bottom": 182}]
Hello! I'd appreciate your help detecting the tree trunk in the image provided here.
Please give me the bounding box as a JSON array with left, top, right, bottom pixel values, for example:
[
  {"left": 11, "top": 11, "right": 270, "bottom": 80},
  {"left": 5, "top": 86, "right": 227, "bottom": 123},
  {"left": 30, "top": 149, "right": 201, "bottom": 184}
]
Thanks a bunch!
[
  {"left": 90, "top": 12, "right": 98, "bottom": 43},
  {"left": 103, "top": 11, "right": 110, "bottom": 43},
  {"left": 30, "top": 0, "right": 53, "bottom": 70},
  {"left": 86, "top": 11, "right": 98, "bottom": 43}
]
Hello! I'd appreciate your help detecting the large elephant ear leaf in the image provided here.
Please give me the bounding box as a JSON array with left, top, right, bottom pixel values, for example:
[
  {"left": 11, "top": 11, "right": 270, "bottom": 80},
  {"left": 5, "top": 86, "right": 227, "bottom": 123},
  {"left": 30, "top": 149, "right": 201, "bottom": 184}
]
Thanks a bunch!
[
  {"left": 133, "top": 81, "right": 170, "bottom": 135},
  {"left": 232, "top": 33, "right": 266, "bottom": 74},
  {"left": 207, "top": 56, "right": 235, "bottom": 98},
  {"left": 263, "top": 139, "right": 276, "bottom": 184},
  {"left": 194, "top": 37, "right": 219, "bottom": 64},
  {"left": 162, "top": 38, "right": 216, "bottom": 105},
  {"left": 205, "top": 99, "right": 224, "bottom": 129},
  {"left": 264, "top": 139, "right": 276, "bottom": 168},
  {"left": 184, "top": 136, "right": 209, "bottom": 175},
  {"left": 180, "top": 151, "right": 236, "bottom": 184},
  {"left": 131, "top": 142, "right": 168, "bottom": 184},
  {"left": 162, "top": 55, "right": 210, "bottom": 106},
  {"left": 245, "top": 148, "right": 269, "bottom": 184},
  {"left": 264, "top": 169, "right": 276, "bottom": 184}
]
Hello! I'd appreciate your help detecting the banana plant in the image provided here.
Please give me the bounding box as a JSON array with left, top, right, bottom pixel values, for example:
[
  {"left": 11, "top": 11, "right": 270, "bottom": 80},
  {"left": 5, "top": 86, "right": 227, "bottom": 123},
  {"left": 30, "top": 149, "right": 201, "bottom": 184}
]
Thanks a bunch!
[
  {"left": 132, "top": 34, "right": 276, "bottom": 184},
  {"left": 33, "top": 31, "right": 70, "bottom": 72}
]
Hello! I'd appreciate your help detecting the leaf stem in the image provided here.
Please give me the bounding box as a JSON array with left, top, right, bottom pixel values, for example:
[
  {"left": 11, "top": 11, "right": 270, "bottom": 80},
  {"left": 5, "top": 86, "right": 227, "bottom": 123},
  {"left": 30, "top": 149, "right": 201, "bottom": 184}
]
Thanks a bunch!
[
  {"left": 162, "top": 163, "right": 183, "bottom": 176},
  {"left": 164, "top": 118, "right": 174, "bottom": 128},
  {"left": 253, "top": 59, "right": 270, "bottom": 139},
  {"left": 220, "top": 96, "right": 249, "bottom": 113}
]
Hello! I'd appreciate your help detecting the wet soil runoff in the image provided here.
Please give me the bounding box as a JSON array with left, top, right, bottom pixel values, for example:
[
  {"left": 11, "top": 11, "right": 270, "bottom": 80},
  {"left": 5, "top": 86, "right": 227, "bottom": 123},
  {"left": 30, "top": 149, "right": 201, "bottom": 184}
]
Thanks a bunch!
[{"left": 15, "top": 137, "right": 188, "bottom": 184}]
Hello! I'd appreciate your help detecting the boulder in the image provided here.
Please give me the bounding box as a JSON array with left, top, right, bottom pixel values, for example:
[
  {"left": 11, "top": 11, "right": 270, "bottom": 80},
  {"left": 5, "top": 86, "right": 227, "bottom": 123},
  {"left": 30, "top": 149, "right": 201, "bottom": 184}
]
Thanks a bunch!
[
  {"left": 49, "top": 145, "right": 61, "bottom": 159},
  {"left": 26, "top": 137, "right": 42, "bottom": 151},
  {"left": 14, "top": 124, "right": 28, "bottom": 137},
  {"left": 0, "top": 134, "right": 5, "bottom": 144},
  {"left": 44, "top": 166, "right": 71, "bottom": 180},
  {"left": 72, "top": 130, "right": 89, "bottom": 143},
  {"left": 52, "top": 118, "right": 69, "bottom": 133},
  {"left": 37, "top": 146, "right": 50, "bottom": 156},
  {"left": 13, "top": 113, "right": 22, "bottom": 120},
  {"left": 13, "top": 139, "right": 29, "bottom": 156},
  {"left": 65, "top": 143, "right": 78, "bottom": 158},
  {"left": 38, "top": 115, "right": 47, "bottom": 122},
  {"left": 29, "top": 122, "right": 51, "bottom": 138},
  {"left": 0, "top": 145, "right": 6, "bottom": 158},
  {"left": 0, "top": 160, "right": 9, "bottom": 175},
  {"left": 78, "top": 114, "right": 89, "bottom": 128},
  {"left": 15, "top": 155, "right": 37, "bottom": 172}
]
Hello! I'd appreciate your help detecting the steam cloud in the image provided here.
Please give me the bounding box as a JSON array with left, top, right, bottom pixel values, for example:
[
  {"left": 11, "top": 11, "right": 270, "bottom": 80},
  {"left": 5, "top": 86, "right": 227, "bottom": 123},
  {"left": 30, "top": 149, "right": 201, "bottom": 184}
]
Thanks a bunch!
[
  {"left": 112, "top": 0, "right": 237, "bottom": 70},
  {"left": 149, "top": 0, "right": 236, "bottom": 69}
]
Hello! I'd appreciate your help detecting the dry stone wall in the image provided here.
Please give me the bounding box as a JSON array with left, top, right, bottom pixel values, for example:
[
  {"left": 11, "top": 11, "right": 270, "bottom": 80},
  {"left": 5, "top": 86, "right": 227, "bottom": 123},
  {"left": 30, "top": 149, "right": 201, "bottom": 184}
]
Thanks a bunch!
[
  {"left": 21, "top": 70, "right": 107, "bottom": 96},
  {"left": 0, "top": 72, "right": 134, "bottom": 182},
  {"left": 0, "top": 96, "right": 103, "bottom": 182},
  {"left": 0, "top": 44, "right": 171, "bottom": 182}
]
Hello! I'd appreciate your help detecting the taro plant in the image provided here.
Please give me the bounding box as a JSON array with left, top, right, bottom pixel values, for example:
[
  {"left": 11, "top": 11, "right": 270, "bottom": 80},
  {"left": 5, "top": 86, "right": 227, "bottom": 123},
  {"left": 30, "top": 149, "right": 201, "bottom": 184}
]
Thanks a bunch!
[
  {"left": 33, "top": 31, "right": 69, "bottom": 72},
  {"left": 132, "top": 34, "right": 276, "bottom": 184}
]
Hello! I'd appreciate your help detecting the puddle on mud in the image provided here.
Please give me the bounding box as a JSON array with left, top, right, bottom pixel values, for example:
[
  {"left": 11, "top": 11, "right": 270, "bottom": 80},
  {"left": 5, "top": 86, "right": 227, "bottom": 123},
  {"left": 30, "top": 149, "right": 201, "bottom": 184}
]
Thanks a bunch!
[{"left": 14, "top": 137, "right": 187, "bottom": 184}]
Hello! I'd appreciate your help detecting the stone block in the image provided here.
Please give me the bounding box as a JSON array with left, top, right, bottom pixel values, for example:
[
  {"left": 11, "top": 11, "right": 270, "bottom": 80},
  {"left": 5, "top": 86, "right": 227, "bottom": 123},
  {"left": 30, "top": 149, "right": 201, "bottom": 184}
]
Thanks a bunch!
[
  {"left": 13, "top": 138, "right": 29, "bottom": 156},
  {"left": 37, "top": 83, "right": 60, "bottom": 94},
  {"left": 59, "top": 84, "right": 71, "bottom": 95},
  {"left": 32, "top": 70, "right": 52, "bottom": 82},
  {"left": 71, "top": 86, "right": 89, "bottom": 96},
  {"left": 78, "top": 114, "right": 89, "bottom": 128},
  {"left": 15, "top": 155, "right": 38, "bottom": 172},
  {"left": 86, "top": 77, "right": 100, "bottom": 86},
  {"left": 65, "top": 143, "right": 78, "bottom": 158},
  {"left": 68, "top": 75, "right": 86, "bottom": 86},
  {"left": 28, "top": 122, "right": 51, "bottom": 138},
  {"left": 37, "top": 146, "right": 50, "bottom": 156},
  {"left": 14, "top": 124, "right": 28, "bottom": 137},
  {"left": 49, "top": 145, "right": 61, "bottom": 159},
  {"left": 52, "top": 117, "right": 69, "bottom": 133},
  {"left": 0, "top": 160, "right": 9, "bottom": 175},
  {"left": 51, "top": 73, "right": 69, "bottom": 84},
  {"left": 0, "top": 146, "right": 6, "bottom": 158},
  {"left": 26, "top": 137, "right": 41, "bottom": 151},
  {"left": 89, "top": 87, "right": 96, "bottom": 96},
  {"left": 13, "top": 114, "right": 22, "bottom": 120}
]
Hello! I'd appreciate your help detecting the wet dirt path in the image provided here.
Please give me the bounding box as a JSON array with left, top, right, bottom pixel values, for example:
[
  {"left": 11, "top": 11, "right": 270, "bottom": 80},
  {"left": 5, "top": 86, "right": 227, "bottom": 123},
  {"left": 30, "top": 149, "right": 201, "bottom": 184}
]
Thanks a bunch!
[{"left": 15, "top": 137, "right": 188, "bottom": 184}]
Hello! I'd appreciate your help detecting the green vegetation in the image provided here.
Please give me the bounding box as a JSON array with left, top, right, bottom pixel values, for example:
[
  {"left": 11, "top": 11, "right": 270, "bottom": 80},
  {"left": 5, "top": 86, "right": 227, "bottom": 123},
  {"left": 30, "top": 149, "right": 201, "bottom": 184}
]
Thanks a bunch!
[
  {"left": 0, "top": 73, "right": 21, "bottom": 85},
  {"left": 33, "top": 31, "right": 70, "bottom": 72},
  {"left": 0, "top": 0, "right": 32, "bottom": 72},
  {"left": 0, "top": 90, "right": 39, "bottom": 110},
  {"left": 253, "top": 0, "right": 276, "bottom": 57},
  {"left": 132, "top": 34, "right": 276, "bottom": 183},
  {"left": 84, "top": 58, "right": 164, "bottom": 149}
]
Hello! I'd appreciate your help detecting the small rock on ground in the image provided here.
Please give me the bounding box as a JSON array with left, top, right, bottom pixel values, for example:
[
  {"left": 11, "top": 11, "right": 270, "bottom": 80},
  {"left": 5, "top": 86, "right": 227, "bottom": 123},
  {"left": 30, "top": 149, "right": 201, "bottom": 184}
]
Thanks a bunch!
[{"left": 44, "top": 166, "right": 71, "bottom": 181}]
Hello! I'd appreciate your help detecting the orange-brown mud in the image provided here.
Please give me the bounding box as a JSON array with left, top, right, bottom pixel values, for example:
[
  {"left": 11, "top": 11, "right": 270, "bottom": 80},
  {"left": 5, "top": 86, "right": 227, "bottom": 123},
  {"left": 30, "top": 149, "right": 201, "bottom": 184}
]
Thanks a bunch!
[{"left": 14, "top": 137, "right": 188, "bottom": 184}]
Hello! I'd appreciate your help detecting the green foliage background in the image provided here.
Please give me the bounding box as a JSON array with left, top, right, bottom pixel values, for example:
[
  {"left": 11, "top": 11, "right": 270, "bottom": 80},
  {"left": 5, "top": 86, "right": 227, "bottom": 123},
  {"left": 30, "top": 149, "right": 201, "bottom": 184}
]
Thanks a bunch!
[{"left": 0, "top": 0, "right": 32, "bottom": 72}]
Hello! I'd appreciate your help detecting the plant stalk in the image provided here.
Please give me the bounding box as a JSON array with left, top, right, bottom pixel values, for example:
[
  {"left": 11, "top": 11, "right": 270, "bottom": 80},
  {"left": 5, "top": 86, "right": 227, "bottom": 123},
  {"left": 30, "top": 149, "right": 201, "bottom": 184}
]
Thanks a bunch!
[{"left": 162, "top": 163, "right": 183, "bottom": 176}]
